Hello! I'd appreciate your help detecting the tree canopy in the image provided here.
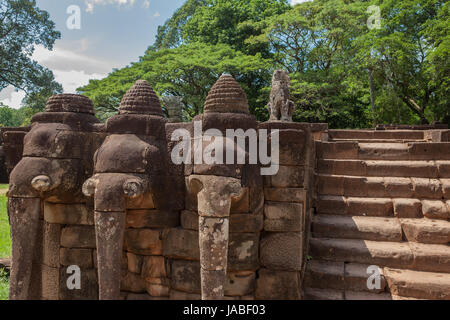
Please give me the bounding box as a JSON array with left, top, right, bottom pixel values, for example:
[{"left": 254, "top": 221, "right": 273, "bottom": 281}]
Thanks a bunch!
[
  {"left": 0, "top": 0, "right": 62, "bottom": 110},
  {"left": 77, "top": 0, "right": 449, "bottom": 128}
]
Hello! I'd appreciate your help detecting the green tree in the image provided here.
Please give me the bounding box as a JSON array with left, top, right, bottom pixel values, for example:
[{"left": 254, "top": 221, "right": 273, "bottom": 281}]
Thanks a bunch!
[
  {"left": 0, "top": 0, "right": 62, "bottom": 107},
  {"left": 78, "top": 43, "right": 271, "bottom": 121},
  {"left": 356, "top": 0, "right": 449, "bottom": 124}
]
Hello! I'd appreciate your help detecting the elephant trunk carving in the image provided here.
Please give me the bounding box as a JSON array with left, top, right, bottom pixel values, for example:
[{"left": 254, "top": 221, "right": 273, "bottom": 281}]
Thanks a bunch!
[
  {"left": 83, "top": 174, "right": 148, "bottom": 300},
  {"left": 189, "top": 175, "right": 243, "bottom": 300}
]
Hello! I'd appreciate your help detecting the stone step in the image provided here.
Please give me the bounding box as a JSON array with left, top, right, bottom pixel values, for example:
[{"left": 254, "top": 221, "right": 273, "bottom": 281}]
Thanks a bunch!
[
  {"left": 303, "top": 287, "right": 344, "bottom": 300},
  {"left": 317, "top": 174, "right": 450, "bottom": 199},
  {"left": 309, "top": 238, "right": 450, "bottom": 273},
  {"left": 330, "top": 139, "right": 426, "bottom": 144},
  {"left": 317, "top": 141, "right": 450, "bottom": 161},
  {"left": 316, "top": 195, "right": 450, "bottom": 220},
  {"left": 400, "top": 219, "right": 450, "bottom": 244},
  {"left": 328, "top": 130, "right": 425, "bottom": 141},
  {"left": 317, "top": 159, "right": 450, "bottom": 178},
  {"left": 316, "top": 195, "right": 394, "bottom": 217},
  {"left": 384, "top": 268, "right": 450, "bottom": 300},
  {"left": 312, "top": 215, "right": 403, "bottom": 242},
  {"left": 303, "top": 287, "right": 392, "bottom": 300},
  {"left": 304, "top": 260, "right": 387, "bottom": 293}
]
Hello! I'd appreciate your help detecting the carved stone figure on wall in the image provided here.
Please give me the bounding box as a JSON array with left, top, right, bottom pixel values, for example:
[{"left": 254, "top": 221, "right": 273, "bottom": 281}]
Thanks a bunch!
[
  {"left": 162, "top": 96, "right": 184, "bottom": 123},
  {"left": 267, "top": 70, "right": 295, "bottom": 122}
]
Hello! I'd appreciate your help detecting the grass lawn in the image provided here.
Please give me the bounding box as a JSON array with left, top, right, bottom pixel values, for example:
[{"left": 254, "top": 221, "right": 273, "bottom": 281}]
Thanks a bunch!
[
  {"left": 0, "top": 268, "right": 8, "bottom": 300},
  {"left": 0, "top": 184, "right": 9, "bottom": 300}
]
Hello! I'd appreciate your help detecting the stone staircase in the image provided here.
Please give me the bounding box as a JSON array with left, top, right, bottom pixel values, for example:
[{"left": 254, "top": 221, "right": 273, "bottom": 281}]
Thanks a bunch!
[{"left": 303, "top": 129, "right": 450, "bottom": 300}]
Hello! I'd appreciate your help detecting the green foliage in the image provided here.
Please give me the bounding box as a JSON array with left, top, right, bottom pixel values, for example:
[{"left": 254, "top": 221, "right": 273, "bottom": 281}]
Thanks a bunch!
[
  {"left": 79, "top": 0, "right": 449, "bottom": 127},
  {"left": 0, "top": 193, "right": 10, "bottom": 259},
  {"left": 79, "top": 43, "right": 272, "bottom": 121},
  {"left": 0, "top": 0, "right": 62, "bottom": 122},
  {"left": 0, "top": 268, "right": 9, "bottom": 301},
  {"left": 0, "top": 104, "right": 33, "bottom": 127},
  {"left": 355, "top": 0, "right": 449, "bottom": 124},
  {"left": 0, "top": 0, "right": 61, "bottom": 93}
]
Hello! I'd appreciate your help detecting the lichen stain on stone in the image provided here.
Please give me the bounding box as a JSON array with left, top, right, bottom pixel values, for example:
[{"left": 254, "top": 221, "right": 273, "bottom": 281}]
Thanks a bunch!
[
  {"left": 212, "top": 286, "right": 223, "bottom": 293},
  {"left": 236, "top": 241, "right": 254, "bottom": 260}
]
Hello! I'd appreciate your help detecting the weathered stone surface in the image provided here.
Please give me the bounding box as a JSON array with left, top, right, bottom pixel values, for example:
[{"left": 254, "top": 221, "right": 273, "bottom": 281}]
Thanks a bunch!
[
  {"left": 162, "top": 228, "right": 199, "bottom": 260},
  {"left": 60, "top": 248, "right": 93, "bottom": 268},
  {"left": 189, "top": 175, "right": 243, "bottom": 218},
  {"left": 41, "top": 264, "right": 60, "bottom": 300},
  {"left": 303, "top": 287, "right": 344, "bottom": 300},
  {"left": 264, "top": 202, "right": 303, "bottom": 232},
  {"left": 265, "top": 165, "right": 305, "bottom": 188},
  {"left": 260, "top": 232, "right": 302, "bottom": 271},
  {"left": 126, "top": 293, "right": 166, "bottom": 300},
  {"left": 180, "top": 210, "right": 198, "bottom": 230},
  {"left": 125, "top": 229, "right": 162, "bottom": 256},
  {"left": 200, "top": 268, "right": 226, "bottom": 300},
  {"left": 393, "top": 198, "right": 423, "bottom": 218},
  {"left": 141, "top": 256, "right": 166, "bottom": 280},
  {"left": 59, "top": 268, "right": 98, "bottom": 300},
  {"left": 126, "top": 192, "right": 155, "bottom": 209},
  {"left": 409, "top": 242, "right": 450, "bottom": 273},
  {"left": 412, "top": 178, "right": 442, "bottom": 199},
  {"left": 127, "top": 253, "right": 143, "bottom": 274},
  {"left": 60, "top": 226, "right": 96, "bottom": 249},
  {"left": 345, "top": 291, "right": 392, "bottom": 300},
  {"left": 309, "top": 238, "right": 414, "bottom": 269},
  {"left": 421, "top": 200, "right": 449, "bottom": 220},
  {"left": 312, "top": 215, "right": 402, "bottom": 242},
  {"left": 255, "top": 268, "right": 300, "bottom": 300},
  {"left": 442, "top": 179, "right": 450, "bottom": 198},
  {"left": 347, "top": 197, "right": 394, "bottom": 217},
  {"left": 344, "top": 263, "right": 386, "bottom": 293},
  {"left": 230, "top": 214, "right": 263, "bottom": 233},
  {"left": 145, "top": 282, "right": 170, "bottom": 297},
  {"left": 228, "top": 233, "right": 259, "bottom": 271},
  {"left": 170, "top": 260, "right": 201, "bottom": 294},
  {"left": 45, "top": 94, "right": 95, "bottom": 115},
  {"left": 204, "top": 74, "right": 249, "bottom": 114},
  {"left": 267, "top": 70, "right": 294, "bottom": 122},
  {"left": 384, "top": 267, "right": 450, "bottom": 300},
  {"left": 120, "top": 271, "right": 146, "bottom": 293},
  {"left": 44, "top": 203, "right": 94, "bottom": 225},
  {"left": 169, "top": 290, "right": 201, "bottom": 300},
  {"left": 264, "top": 188, "right": 306, "bottom": 203},
  {"left": 118, "top": 80, "right": 163, "bottom": 117},
  {"left": 304, "top": 260, "right": 345, "bottom": 290},
  {"left": 230, "top": 187, "right": 249, "bottom": 213},
  {"left": 224, "top": 271, "right": 255, "bottom": 296},
  {"left": 42, "top": 222, "right": 61, "bottom": 268},
  {"left": 199, "top": 217, "right": 229, "bottom": 271},
  {"left": 126, "top": 209, "right": 179, "bottom": 229},
  {"left": 400, "top": 218, "right": 450, "bottom": 244}
]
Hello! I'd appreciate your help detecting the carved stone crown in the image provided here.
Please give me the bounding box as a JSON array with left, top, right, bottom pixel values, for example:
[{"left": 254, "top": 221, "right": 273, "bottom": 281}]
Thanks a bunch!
[
  {"left": 45, "top": 94, "right": 95, "bottom": 115},
  {"left": 119, "top": 80, "right": 163, "bottom": 117},
  {"left": 204, "top": 74, "right": 249, "bottom": 114}
]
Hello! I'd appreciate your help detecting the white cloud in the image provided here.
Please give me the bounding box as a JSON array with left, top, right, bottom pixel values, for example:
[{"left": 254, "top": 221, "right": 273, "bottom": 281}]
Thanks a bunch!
[
  {"left": 291, "top": 0, "right": 312, "bottom": 5},
  {"left": 142, "top": 0, "right": 150, "bottom": 9},
  {"left": 85, "top": 0, "right": 139, "bottom": 13},
  {"left": 0, "top": 87, "right": 26, "bottom": 109},
  {"left": 32, "top": 44, "right": 113, "bottom": 74},
  {"left": 0, "top": 44, "right": 112, "bottom": 109},
  {"left": 153, "top": 11, "right": 160, "bottom": 17},
  {"left": 53, "top": 70, "right": 106, "bottom": 93}
]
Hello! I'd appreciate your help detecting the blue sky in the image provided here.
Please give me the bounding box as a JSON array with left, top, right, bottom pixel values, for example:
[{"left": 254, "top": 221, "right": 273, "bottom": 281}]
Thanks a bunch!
[{"left": 1, "top": 0, "right": 304, "bottom": 108}]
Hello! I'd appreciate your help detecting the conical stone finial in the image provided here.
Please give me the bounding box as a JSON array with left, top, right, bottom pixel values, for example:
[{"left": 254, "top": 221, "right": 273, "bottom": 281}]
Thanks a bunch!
[
  {"left": 204, "top": 74, "right": 249, "bottom": 114},
  {"left": 45, "top": 94, "right": 95, "bottom": 115},
  {"left": 119, "top": 80, "right": 163, "bottom": 117}
]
